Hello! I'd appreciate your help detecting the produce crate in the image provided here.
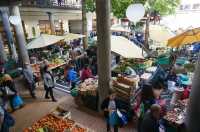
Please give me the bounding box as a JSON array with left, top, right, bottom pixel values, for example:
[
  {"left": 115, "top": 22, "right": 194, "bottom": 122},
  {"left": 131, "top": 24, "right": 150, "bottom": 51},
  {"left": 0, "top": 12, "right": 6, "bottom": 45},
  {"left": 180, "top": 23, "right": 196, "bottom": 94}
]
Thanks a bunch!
[{"left": 23, "top": 114, "right": 75, "bottom": 132}]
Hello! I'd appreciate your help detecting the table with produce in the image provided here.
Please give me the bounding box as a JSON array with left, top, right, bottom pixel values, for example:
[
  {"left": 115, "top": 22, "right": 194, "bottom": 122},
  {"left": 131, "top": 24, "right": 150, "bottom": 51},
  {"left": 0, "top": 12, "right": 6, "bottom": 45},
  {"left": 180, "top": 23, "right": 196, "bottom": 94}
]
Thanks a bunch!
[
  {"left": 163, "top": 99, "right": 188, "bottom": 125},
  {"left": 23, "top": 107, "right": 90, "bottom": 132}
]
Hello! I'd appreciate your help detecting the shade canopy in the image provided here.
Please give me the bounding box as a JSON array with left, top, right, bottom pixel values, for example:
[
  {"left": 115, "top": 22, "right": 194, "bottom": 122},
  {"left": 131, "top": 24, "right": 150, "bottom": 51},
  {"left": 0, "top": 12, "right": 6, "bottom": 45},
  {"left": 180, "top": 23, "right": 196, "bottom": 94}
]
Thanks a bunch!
[
  {"left": 111, "top": 24, "right": 131, "bottom": 33},
  {"left": 168, "top": 27, "right": 200, "bottom": 48},
  {"left": 64, "top": 33, "right": 85, "bottom": 41},
  {"left": 27, "top": 34, "right": 64, "bottom": 49},
  {"left": 95, "top": 36, "right": 144, "bottom": 59},
  {"left": 149, "top": 25, "right": 175, "bottom": 43}
]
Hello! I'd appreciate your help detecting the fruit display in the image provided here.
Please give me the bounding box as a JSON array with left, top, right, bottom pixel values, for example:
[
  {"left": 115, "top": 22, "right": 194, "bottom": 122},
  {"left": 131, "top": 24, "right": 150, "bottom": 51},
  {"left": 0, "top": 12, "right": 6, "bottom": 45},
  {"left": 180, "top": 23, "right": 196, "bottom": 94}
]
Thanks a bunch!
[
  {"left": 78, "top": 78, "right": 98, "bottom": 96},
  {"left": 50, "top": 58, "right": 65, "bottom": 65},
  {"left": 31, "top": 59, "right": 66, "bottom": 74},
  {"left": 163, "top": 99, "right": 188, "bottom": 125},
  {"left": 31, "top": 64, "right": 40, "bottom": 73},
  {"left": 23, "top": 114, "right": 75, "bottom": 132},
  {"left": 71, "top": 125, "right": 87, "bottom": 132}
]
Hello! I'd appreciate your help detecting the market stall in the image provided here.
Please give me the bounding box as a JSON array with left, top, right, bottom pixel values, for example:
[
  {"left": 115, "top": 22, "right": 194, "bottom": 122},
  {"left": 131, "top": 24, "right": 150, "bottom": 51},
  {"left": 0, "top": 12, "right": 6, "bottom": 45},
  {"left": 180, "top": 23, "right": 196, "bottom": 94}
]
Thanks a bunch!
[
  {"left": 94, "top": 36, "right": 145, "bottom": 59},
  {"left": 163, "top": 99, "right": 188, "bottom": 132},
  {"left": 27, "top": 33, "right": 85, "bottom": 92},
  {"left": 23, "top": 106, "right": 90, "bottom": 132}
]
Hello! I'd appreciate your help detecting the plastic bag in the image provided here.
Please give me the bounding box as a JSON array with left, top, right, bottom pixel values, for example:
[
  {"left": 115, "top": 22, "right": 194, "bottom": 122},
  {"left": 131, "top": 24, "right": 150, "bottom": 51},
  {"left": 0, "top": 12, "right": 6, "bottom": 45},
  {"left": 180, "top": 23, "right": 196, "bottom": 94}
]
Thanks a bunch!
[
  {"left": 109, "top": 111, "right": 119, "bottom": 126},
  {"left": 12, "top": 95, "right": 24, "bottom": 109},
  {"left": 117, "top": 109, "right": 128, "bottom": 125},
  {"left": 70, "top": 87, "right": 78, "bottom": 97}
]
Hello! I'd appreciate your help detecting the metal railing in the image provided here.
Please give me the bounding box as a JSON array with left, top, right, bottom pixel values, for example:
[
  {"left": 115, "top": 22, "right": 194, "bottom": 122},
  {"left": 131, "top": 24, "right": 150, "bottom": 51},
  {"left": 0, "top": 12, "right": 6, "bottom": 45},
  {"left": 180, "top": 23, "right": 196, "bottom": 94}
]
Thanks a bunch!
[{"left": 21, "top": 0, "right": 82, "bottom": 10}]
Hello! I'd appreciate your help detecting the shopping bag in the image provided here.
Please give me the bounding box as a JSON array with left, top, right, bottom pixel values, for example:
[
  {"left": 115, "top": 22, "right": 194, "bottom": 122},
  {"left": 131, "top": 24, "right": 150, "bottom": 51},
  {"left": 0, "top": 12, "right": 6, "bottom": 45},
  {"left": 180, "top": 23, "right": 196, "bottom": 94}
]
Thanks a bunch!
[
  {"left": 71, "top": 87, "right": 78, "bottom": 97},
  {"left": 117, "top": 109, "right": 128, "bottom": 125},
  {"left": 109, "top": 111, "right": 119, "bottom": 126},
  {"left": 12, "top": 95, "right": 24, "bottom": 109},
  {"left": 4, "top": 110, "right": 15, "bottom": 127}
]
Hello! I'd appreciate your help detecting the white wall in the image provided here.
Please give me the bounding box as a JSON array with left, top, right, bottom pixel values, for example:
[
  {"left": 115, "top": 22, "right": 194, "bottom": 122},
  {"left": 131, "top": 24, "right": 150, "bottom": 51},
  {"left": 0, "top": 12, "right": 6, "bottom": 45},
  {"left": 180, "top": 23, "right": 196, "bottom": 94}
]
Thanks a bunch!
[{"left": 21, "top": 11, "right": 81, "bottom": 39}]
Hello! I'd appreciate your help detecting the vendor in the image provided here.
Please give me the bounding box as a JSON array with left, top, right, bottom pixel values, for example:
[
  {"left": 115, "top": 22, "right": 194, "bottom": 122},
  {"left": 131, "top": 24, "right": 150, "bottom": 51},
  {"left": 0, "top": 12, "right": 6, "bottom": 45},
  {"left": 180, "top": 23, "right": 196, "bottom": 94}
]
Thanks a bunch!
[
  {"left": 167, "top": 68, "right": 177, "bottom": 82},
  {"left": 23, "top": 63, "right": 36, "bottom": 98},
  {"left": 80, "top": 65, "right": 93, "bottom": 81}
]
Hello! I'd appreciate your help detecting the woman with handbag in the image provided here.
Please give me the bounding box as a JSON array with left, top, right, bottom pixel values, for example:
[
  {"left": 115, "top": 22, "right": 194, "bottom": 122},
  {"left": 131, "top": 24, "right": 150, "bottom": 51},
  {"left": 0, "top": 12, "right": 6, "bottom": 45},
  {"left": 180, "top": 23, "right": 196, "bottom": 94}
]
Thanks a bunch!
[
  {"left": 43, "top": 65, "right": 57, "bottom": 102},
  {"left": 101, "top": 92, "right": 120, "bottom": 132}
]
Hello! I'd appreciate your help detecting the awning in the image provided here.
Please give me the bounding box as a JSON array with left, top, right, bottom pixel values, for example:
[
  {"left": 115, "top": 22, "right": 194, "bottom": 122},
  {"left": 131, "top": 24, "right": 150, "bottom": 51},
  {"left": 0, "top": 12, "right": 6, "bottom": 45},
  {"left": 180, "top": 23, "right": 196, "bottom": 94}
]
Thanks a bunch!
[
  {"left": 95, "top": 36, "right": 145, "bottom": 59},
  {"left": 27, "top": 34, "right": 64, "bottom": 49},
  {"left": 149, "top": 25, "right": 175, "bottom": 43},
  {"left": 64, "top": 33, "right": 85, "bottom": 42}
]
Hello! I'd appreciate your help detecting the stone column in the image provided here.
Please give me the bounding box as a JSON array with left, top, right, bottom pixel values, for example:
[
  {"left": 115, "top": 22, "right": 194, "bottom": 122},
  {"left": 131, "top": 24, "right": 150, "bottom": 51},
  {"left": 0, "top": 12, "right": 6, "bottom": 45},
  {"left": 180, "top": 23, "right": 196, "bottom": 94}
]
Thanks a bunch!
[
  {"left": 0, "top": 34, "right": 7, "bottom": 63},
  {"left": 82, "top": 0, "right": 88, "bottom": 49},
  {"left": 96, "top": 0, "right": 111, "bottom": 110},
  {"left": 186, "top": 57, "right": 200, "bottom": 132},
  {"left": 0, "top": 7, "right": 18, "bottom": 61},
  {"left": 47, "top": 12, "right": 55, "bottom": 34},
  {"left": 10, "top": 5, "right": 30, "bottom": 65}
]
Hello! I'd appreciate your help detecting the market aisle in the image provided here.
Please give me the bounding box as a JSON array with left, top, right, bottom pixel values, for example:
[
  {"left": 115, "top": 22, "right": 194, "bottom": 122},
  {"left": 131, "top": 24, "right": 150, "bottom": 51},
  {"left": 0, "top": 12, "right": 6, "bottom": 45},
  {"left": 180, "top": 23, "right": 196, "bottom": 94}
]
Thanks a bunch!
[
  {"left": 10, "top": 77, "right": 136, "bottom": 132},
  {"left": 10, "top": 88, "right": 136, "bottom": 132}
]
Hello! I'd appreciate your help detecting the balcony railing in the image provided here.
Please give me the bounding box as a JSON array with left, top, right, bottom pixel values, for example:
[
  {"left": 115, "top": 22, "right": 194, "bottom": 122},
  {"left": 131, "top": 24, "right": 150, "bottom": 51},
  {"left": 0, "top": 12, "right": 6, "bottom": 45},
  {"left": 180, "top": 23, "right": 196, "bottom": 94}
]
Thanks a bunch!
[{"left": 21, "top": 0, "right": 82, "bottom": 10}]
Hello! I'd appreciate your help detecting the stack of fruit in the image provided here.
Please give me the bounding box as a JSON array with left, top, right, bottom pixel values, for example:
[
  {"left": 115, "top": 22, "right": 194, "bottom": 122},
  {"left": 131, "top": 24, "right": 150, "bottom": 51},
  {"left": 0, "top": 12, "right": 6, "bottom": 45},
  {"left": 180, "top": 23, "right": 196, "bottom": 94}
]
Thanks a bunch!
[
  {"left": 23, "top": 114, "right": 75, "bottom": 132},
  {"left": 78, "top": 78, "right": 98, "bottom": 96}
]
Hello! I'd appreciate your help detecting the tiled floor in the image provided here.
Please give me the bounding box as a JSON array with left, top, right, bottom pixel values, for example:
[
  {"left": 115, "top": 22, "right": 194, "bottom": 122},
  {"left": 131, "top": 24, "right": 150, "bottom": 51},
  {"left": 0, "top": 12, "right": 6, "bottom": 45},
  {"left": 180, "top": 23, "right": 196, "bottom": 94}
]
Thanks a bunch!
[{"left": 10, "top": 78, "right": 137, "bottom": 132}]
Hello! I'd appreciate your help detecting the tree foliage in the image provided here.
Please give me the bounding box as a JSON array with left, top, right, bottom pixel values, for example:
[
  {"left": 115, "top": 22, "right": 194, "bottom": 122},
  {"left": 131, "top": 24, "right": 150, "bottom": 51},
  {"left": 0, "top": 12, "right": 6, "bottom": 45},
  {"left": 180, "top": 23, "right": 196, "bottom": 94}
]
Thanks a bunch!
[
  {"left": 85, "top": 0, "right": 180, "bottom": 18},
  {"left": 111, "top": 0, "right": 134, "bottom": 18},
  {"left": 85, "top": 0, "right": 96, "bottom": 12},
  {"left": 146, "top": 0, "right": 181, "bottom": 15}
]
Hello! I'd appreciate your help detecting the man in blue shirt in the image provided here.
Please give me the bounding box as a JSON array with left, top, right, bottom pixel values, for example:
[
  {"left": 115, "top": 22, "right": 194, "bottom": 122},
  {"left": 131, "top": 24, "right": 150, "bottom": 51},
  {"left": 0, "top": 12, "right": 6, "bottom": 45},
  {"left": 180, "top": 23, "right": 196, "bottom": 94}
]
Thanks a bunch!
[{"left": 66, "top": 66, "right": 78, "bottom": 89}]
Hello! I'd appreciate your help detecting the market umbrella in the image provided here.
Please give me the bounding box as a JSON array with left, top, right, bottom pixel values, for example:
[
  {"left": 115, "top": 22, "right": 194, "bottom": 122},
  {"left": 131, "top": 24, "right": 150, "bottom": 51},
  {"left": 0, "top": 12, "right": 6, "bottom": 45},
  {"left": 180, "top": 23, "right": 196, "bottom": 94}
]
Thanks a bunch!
[
  {"left": 168, "top": 27, "right": 200, "bottom": 48},
  {"left": 27, "top": 34, "right": 65, "bottom": 49},
  {"left": 111, "top": 24, "right": 131, "bottom": 33},
  {"left": 64, "top": 33, "right": 85, "bottom": 42},
  {"left": 95, "top": 36, "right": 145, "bottom": 59},
  {"left": 149, "top": 25, "right": 175, "bottom": 43}
]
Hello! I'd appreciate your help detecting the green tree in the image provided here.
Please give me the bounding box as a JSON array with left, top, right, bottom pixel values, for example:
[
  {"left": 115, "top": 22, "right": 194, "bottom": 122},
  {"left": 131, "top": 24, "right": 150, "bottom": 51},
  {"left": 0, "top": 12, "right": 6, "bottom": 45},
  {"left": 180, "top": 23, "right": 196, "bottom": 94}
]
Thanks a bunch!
[
  {"left": 111, "top": 0, "right": 134, "bottom": 18},
  {"left": 146, "top": 0, "right": 180, "bottom": 16},
  {"left": 85, "top": 0, "right": 96, "bottom": 12},
  {"left": 143, "top": 0, "right": 180, "bottom": 49}
]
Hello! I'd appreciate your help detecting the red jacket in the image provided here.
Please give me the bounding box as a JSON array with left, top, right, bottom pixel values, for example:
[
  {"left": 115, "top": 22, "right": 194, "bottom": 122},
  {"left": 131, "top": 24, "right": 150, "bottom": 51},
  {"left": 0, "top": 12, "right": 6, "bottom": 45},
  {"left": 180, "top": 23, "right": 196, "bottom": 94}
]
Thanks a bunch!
[{"left": 81, "top": 68, "right": 92, "bottom": 81}]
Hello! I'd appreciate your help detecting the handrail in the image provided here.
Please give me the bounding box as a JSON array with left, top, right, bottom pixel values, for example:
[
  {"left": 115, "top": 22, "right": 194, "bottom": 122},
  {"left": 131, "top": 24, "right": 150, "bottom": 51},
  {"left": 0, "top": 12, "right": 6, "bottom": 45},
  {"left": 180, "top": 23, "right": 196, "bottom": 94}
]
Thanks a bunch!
[{"left": 21, "top": 1, "right": 81, "bottom": 10}]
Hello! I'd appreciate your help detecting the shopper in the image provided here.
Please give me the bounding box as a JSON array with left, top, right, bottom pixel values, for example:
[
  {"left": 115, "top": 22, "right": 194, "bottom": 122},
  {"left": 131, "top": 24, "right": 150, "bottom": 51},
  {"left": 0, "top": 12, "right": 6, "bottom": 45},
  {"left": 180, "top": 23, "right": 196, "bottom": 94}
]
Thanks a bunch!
[
  {"left": 140, "top": 104, "right": 161, "bottom": 132},
  {"left": 0, "top": 106, "right": 15, "bottom": 132},
  {"left": 167, "top": 68, "right": 177, "bottom": 81},
  {"left": 40, "top": 59, "right": 49, "bottom": 90},
  {"left": 40, "top": 59, "right": 49, "bottom": 79},
  {"left": 1, "top": 74, "right": 18, "bottom": 110},
  {"left": 64, "top": 64, "right": 70, "bottom": 80},
  {"left": 80, "top": 65, "right": 93, "bottom": 81},
  {"left": 80, "top": 52, "right": 89, "bottom": 69},
  {"left": 23, "top": 63, "right": 36, "bottom": 98},
  {"left": 43, "top": 65, "right": 57, "bottom": 102},
  {"left": 101, "top": 92, "right": 120, "bottom": 132},
  {"left": 66, "top": 65, "right": 78, "bottom": 89}
]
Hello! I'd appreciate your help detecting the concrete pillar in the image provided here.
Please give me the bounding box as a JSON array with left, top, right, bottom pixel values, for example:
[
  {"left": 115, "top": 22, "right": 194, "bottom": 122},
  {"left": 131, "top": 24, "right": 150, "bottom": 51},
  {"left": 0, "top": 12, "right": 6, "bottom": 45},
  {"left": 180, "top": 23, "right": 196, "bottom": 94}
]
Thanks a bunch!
[
  {"left": 47, "top": 12, "right": 55, "bottom": 34},
  {"left": 10, "top": 5, "right": 30, "bottom": 65},
  {"left": 0, "top": 7, "right": 18, "bottom": 61},
  {"left": 186, "top": 57, "right": 200, "bottom": 132},
  {"left": 82, "top": 0, "right": 88, "bottom": 49},
  {"left": 0, "top": 34, "right": 7, "bottom": 63},
  {"left": 96, "top": 0, "right": 111, "bottom": 110}
]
